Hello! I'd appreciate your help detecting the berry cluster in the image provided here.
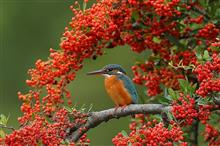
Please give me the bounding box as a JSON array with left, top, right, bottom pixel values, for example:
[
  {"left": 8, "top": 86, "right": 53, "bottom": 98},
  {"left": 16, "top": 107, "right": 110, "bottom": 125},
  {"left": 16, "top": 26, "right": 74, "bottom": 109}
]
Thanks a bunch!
[
  {"left": 5, "top": 108, "right": 90, "bottom": 145},
  {"left": 204, "top": 124, "right": 220, "bottom": 145},
  {"left": 112, "top": 119, "right": 186, "bottom": 146},
  {"left": 172, "top": 94, "right": 198, "bottom": 125},
  {"left": 196, "top": 23, "right": 220, "bottom": 44},
  {"left": 132, "top": 64, "right": 184, "bottom": 96},
  {"left": 194, "top": 53, "right": 220, "bottom": 97},
  {"left": 5, "top": 110, "right": 70, "bottom": 146}
]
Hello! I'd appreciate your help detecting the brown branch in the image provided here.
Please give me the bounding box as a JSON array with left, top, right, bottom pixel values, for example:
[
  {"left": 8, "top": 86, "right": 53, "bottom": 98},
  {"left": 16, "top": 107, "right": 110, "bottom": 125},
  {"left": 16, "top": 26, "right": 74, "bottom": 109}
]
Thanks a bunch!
[
  {"left": 0, "top": 124, "right": 15, "bottom": 131},
  {"left": 67, "top": 104, "right": 171, "bottom": 142},
  {"left": 161, "top": 111, "right": 170, "bottom": 128},
  {"left": 192, "top": 119, "right": 199, "bottom": 146}
]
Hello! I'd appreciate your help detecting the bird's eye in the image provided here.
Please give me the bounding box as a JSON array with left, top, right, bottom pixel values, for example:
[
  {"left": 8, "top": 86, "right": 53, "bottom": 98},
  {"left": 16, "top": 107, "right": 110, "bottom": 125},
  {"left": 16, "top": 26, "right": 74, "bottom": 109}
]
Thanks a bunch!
[{"left": 107, "top": 68, "right": 113, "bottom": 72}]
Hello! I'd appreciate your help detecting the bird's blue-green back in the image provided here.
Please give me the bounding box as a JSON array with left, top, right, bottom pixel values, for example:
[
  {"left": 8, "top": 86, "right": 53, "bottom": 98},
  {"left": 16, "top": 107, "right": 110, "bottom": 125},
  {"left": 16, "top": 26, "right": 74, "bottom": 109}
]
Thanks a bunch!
[{"left": 117, "top": 74, "right": 138, "bottom": 104}]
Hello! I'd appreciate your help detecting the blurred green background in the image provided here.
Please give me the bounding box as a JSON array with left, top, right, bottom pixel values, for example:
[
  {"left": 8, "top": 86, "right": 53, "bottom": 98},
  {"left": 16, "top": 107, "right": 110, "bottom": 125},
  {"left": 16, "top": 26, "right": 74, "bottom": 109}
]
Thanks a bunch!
[{"left": 0, "top": 0, "right": 143, "bottom": 145}]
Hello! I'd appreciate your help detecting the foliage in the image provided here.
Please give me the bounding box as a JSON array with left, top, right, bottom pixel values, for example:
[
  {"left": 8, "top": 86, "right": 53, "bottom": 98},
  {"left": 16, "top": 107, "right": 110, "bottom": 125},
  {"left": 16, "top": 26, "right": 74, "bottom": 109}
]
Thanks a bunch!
[{"left": 1, "top": 0, "right": 220, "bottom": 145}]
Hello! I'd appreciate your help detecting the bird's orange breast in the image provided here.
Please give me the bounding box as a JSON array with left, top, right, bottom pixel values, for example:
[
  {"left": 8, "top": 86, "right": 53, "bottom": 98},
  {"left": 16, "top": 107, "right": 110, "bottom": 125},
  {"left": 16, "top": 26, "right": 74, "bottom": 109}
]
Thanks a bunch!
[{"left": 104, "top": 75, "right": 133, "bottom": 106}]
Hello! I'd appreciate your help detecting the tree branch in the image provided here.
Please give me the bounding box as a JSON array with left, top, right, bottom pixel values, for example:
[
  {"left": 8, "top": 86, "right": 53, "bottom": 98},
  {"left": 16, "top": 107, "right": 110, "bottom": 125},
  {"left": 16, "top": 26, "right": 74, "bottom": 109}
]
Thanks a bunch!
[
  {"left": 0, "top": 124, "right": 15, "bottom": 131},
  {"left": 67, "top": 104, "right": 171, "bottom": 142},
  {"left": 193, "top": 119, "right": 199, "bottom": 146}
]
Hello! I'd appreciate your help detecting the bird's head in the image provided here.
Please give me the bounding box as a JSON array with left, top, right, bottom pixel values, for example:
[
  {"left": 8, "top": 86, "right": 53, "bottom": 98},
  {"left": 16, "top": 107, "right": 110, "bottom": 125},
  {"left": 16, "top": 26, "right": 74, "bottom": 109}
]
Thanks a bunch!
[{"left": 87, "top": 64, "right": 126, "bottom": 77}]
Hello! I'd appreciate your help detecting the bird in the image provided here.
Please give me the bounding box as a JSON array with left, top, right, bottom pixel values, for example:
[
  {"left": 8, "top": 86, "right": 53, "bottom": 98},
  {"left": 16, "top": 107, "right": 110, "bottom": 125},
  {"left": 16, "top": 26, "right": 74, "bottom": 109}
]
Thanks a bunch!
[{"left": 87, "top": 64, "right": 138, "bottom": 108}]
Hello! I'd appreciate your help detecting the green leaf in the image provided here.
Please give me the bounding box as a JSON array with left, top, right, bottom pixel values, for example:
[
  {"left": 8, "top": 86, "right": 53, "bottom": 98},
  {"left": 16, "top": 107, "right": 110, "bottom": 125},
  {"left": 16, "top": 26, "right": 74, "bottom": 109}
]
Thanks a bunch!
[
  {"left": 165, "top": 95, "right": 172, "bottom": 101},
  {"left": 165, "top": 32, "right": 185, "bottom": 49},
  {"left": 131, "top": 11, "right": 139, "bottom": 22},
  {"left": 61, "top": 140, "right": 70, "bottom": 146},
  {"left": 178, "top": 79, "right": 189, "bottom": 94},
  {"left": 166, "top": 112, "right": 174, "bottom": 121},
  {"left": 0, "top": 130, "right": 6, "bottom": 138},
  {"left": 197, "top": 97, "right": 211, "bottom": 105},
  {"left": 158, "top": 97, "right": 170, "bottom": 105},
  {"left": 195, "top": 49, "right": 203, "bottom": 61},
  {"left": 178, "top": 79, "right": 197, "bottom": 95},
  {"left": 121, "top": 130, "right": 128, "bottom": 137},
  {"left": 210, "top": 46, "right": 220, "bottom": 52},
  {"left": 87, "top": 104, "right": 93, "bottom": 112},
  {"left": 83, "top": 1, "right": 87, "bottom": 12},
  {"left": 215, "top": 9, "right": 220, "bottom": 19},
  {"left": 63, "top": 106, "right": 72, "bottom": 113},
  {"left": 163, "top": 88, "right": 172, "bottom": 101},
  {"left": 80, "top": 104, "right": 87, "bottom": 113},
  {"left": 0, "top": 114, "right": 8, "bottom": 126},
  {"left": 189, "top": 83, "right": 197, "bottom": 96},
  {"left": 45, "top": 116, "right": 53, "bottom": 124},
  {"left": 69, "top": 115, "right": 75, "bottom": 123},
  {"left": 153, "top": 115, "right": 162, "bottom": 121},
  {"left": 203, "top": 50, "right": 211, "bottom": 61},
  {"left": 153, "top": 37, "right": 161, "bottom": 43},
  {"left": 168, "top": 88, "right": 178, "bottom": 100}
]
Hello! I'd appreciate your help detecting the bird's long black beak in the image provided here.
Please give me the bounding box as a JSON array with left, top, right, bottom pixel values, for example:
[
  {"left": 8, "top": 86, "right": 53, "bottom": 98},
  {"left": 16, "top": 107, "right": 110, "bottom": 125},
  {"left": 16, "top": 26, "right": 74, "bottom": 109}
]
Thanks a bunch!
[{"left": 86, "top": 69, "right": 105, "bottom": 75}]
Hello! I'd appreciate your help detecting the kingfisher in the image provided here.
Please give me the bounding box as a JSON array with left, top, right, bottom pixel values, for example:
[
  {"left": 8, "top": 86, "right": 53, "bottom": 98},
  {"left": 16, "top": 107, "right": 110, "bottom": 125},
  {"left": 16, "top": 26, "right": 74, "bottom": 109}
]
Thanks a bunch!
[{"left": 87, "top": 64, "right": 138, "bottom": 108}]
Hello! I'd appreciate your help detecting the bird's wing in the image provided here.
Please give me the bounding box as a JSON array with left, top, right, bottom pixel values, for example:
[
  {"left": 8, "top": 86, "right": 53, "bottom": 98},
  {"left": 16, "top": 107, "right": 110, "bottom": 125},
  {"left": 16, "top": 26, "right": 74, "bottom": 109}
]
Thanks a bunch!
[{"left": 117, "top": 74, "right": 138, "bottom": 104}]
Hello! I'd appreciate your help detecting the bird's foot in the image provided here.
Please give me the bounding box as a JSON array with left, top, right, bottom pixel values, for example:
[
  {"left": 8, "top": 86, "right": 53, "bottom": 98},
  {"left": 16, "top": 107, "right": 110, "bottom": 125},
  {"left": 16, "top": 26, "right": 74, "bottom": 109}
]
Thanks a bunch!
[
  {"left": 114, "top": 106, "right": 119, "bottom": 112},
  {"left": 112, "top": 106, "right": 120, "bottom": 119},
  {"left": 121, "top": 105, "right": 127, "bottom": 111}
]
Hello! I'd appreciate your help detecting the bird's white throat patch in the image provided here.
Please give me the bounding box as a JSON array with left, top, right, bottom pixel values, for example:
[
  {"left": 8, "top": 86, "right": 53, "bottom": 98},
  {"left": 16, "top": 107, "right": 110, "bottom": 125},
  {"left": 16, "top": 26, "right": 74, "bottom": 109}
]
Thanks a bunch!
[
  {"left": 117, "top": 71, "right": 123, "bottom": 74},
  {"left": 102, "top": 74, "right": 111, "bottom": 77}
]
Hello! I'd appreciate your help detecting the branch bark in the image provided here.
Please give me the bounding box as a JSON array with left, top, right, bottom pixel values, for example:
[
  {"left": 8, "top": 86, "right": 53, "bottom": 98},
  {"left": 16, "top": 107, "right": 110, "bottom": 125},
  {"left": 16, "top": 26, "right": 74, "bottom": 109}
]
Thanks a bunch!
[
  {"left": 67, "top": 104, "right": 171, "bottom": 142},
  {"left": 192, "top": 119, "right": 199, "bottom": 146},
  {"left": 0, "top": 124, "right": 15, "bottom": 131}
]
